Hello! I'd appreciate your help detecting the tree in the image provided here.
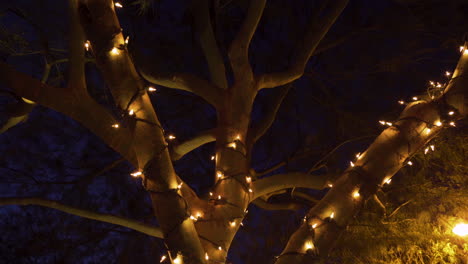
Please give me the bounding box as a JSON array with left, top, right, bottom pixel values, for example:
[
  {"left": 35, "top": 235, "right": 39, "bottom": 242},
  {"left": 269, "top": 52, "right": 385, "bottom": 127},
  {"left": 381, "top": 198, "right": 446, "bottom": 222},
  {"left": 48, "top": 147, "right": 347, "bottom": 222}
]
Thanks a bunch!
[{"left": 0, "top": 0, "right": 467, "bottom": 263}]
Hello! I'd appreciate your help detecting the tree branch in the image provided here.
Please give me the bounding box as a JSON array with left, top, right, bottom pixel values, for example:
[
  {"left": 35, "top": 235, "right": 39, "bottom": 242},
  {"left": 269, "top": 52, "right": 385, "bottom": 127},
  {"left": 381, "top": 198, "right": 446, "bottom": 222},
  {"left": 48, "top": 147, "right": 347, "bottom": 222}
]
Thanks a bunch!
[
  {"left": 170, "top": 129, "right": 216, "bottom": 161},
  {"left": 257, "top": 0, "right": 349, "bottom": 89},
  {"left": 252, "top": 172, "right": 328, "bottom": 200},
  {"left": 139, "top": 70, "right": 223, "bottom": 107},
  {"left": 249, "top": 85, "right": 292, "bottom": 144},
  {"left": 191, "top": 0, "right": 228, "bottom": 89},
  {"left": 252, "top": 198, "right": 303, "bottom": 211},
  {"left": 228, "top": 0, "right": 266, "bottom": 82},
  {"left": 0, "top": 197, "right": 163, "bottom": 238}
]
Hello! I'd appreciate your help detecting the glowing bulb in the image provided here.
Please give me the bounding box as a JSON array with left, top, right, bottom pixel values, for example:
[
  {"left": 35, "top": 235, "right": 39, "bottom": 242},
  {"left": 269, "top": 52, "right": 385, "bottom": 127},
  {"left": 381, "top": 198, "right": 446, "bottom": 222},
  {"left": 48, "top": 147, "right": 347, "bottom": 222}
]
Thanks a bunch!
[
  {"left": 398, "top": 100, "right": 405, "bottom": 105},
  {"left": 350, "top": 161, "right": 355, "bottom": 167},
  {"left": 453, "top": 223, "right": 468, "bottom": 236},
  {"left": 190, "top": 215, "right": 197, "bottom": 221},
  {"left": 330, "top": 212, "right": 335, "bottom": 219},
  {"left": 131, "top": 171, "right": 142, "bottom": 177},
  {"left": 429, "top": 81, "right": 435, "bottom": 86},
  {"left": 216, "top": 171, "right": 223, "bottom": 178},
  {"left": 228, "top": 142, "right": 236, "bottom": 149},
  {"left": 128, "top": 109, "right": 135, "bottom": 116},
  {"left": 379, "top": 120, "right": 386, "bottom": 125},
  {"left": 436, "top": 83, "right": 442, "bottom": 88},
  {"left": 460, "top": 46, "right": 465, "bottom": 53},
  {"left": 425, "top": 128, "right": 431, "bottom": 134},
  {"left": 245, "top": 176, "right": 252, "bottom": 183},
  {"left": 168, "top": 135, "right": 176, "bottom": 140},
  {"left": 230, "top": 221, "right": 236, "bottom": 227},
  {"left": 218, "top": 246, "right": 222, "bottom": 251},
  {"left": 114, "top": 2, "right": 123, "bottom": 8},
  {"left": 248, "top": 188, "right": 253, "bottom": 193},
  {"left": 327, "top": 183, "right": 333, "bottom": 188},
  {"left": 430, "top": 145, "right": 435, "bottom": 151},
  {"left": 305, "top": 241, "right": 314, "bottom": 250},
  {"left": 386, "top": 122, "right": 392, "bottom": 126},
  {"left": 235, "top": 134, "right": 241, "bottom": 140},
  {"left": 84, "top": 41, "right": 90, "bottom": 51},
  {"left": 424, "top": 148, "right": 429, "bottom": 154},
  {"left": 110, "top": 47, "right": 120, "bottom": 55},
  {"left": 177, "top": 183, "right": 183, "bottom": 189},
  {"left": 465, "top": 49, "right": 468, "bottom": 55},
  {"left": 407, "top": 161, "right": 413, "bottom": 166},
  {"left": 412, "top": 97, "right": 418, "bottom": 101},
  {"left": 148, "top": 86, "right": 156, "bottom": 92},
  {"left": 173, "top": 254, "right": 182, "bottom": 264},
  {"left": 205, "top": 253, "right": 209, "bottom": 260},
  {"left": 210, "top": 155, "right": 215, "bottom": 160},
  {"left": 355, "top": 152, "right": 361, "bottom": 159},
  {"left": 445, "top": 71, "right": 451, "bottom": 76},
  {"left": 112, "top": 123, "right": 119, "bottom": 128},
  {"left": 125, "top": 36, "right": 129, "bottom": 44},
  {"left": 312, "top": 223, "right": 318, "bottom": 229},
  {"left": 195, "top": 212, "right": 202, "bottom": 218},
  {"left": 435, "top": 121, "right": 442, "bottom": 127},
  {"left": 384, "top": 178, "right": 392, "bottom": 184},
  {"left": 352, "top": 191, "right": 360, "bottom": 198},
  {"left": 448, "top": 111, "right": 454, "bottom": 115},
  {"left": 209, "top": 192, "right": 213, "bottom": 196},
  {"left": 449, "top": 121, "right": 456, "bottom": 127},
  {"left": 160, "top": 255, "right": 167, "bottom": 263},
  {"left": 217, "top": 195, "right": 221, "bottom": 200}
]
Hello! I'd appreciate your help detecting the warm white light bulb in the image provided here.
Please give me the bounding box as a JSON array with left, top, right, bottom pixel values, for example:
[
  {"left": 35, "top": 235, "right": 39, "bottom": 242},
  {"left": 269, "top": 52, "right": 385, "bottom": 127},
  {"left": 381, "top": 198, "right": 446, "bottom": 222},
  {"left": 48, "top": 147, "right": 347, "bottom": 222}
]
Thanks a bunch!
[
  {"left": 125, "top": 36, "right": 129, "bottom": 44},
  {"left": 228, "top": 142, "right": 236, "bottom": 149},
  {"left": 330, "top": 212, "right": 335, "bottom": 219},
  {"left": 412, "top": 97, "right": 418, "bottom": 101},
  {"left": 384, "top": 178, "right": 392, "bottom": 184},
  {"left": 110, "top": 47, "right": 120, "bottom": 55},
  {"left": 350, "top": 161, "right": 355, "bottom": 167},
  {"left": 128, "top": 109, "right": 135, "bottom": 116},
  {"left": 114, "top": 2, "right": 123, "bottom": 8},
  {"left": 173, "top": 255, "right": 182, "bottom": 264},
  {"left": 205, "top": 253, "right": 209, "bottom": 260},
  {"left": 453, "top": 223, "right": 468, "bottom": 236},
  {"left": 131, "top": 171, "right": 142, "bottom": 177},
  {"left": 407, "top": 161, "right": 413, "bottom": 166},
  {"left": 430, "top": 145, "right": 435, "bottom": 151},
  {"left": 448, "top": 111, "right": 454, "bottom": 115},
  {"left": 218, "top": 246, "right": 222, "bottom": 250},
  {"left": 217, "top": 195, "right": 221, "bottom": 200},
  {"left": 311, "top": 223, "right": 318, "bottom": 229},
  {"left": 148, "top": 86, "right": 156, "bottom": 92},
  {"left": 435, "top": 121, "right": 442, "bottom": 127},
  {"left": 112, "top": 123, "right": 119, "bottom": 128},
  {"left": 429, "top": 81, "right": 435, "bottom": 86},
  {"left": 379, "top": 120, "right": 385, "bottom": 125},
  {"left": 159, "top": 255, "right": 167, "bottom": 263},
  {"left": 216, "top": 171, "right": 223, "bottom": 178},
  {"left": 305, "top": 241, "right": 314, "bottom": 250},
  {"left": 327, "top": 183, "right": 333, "bottom": 188},
  {"left": 425, "top": 128, "right": 431, "bottom": 134},
  {"left": 84, "top": 41, "right": 90, "bottom": 51},
  {"left": 168, "top": 135, "right": 176, "bottom": 140},
  {"left": 245, "top": 176, "right": 252, "bottom": 183},
  {"left": 210, "top": 155, "right": 215, "bottom": 161},
  {"left": 424, "top": 148, "right": 429, "bottom": 154},
  {"left": 177, "top": 183, "right": 183, "bottom": 189},
  {"left": 398, "top": 100, "right": 405, "bottom": 105},
  {"left": 460, "top": 46, "right": 465, "bottom": 53},
  {"left": 230, "top": 221, "right": 236, "bottom": 227},
  {"left": 248, "top": 188, "right": 253, "bottom": 193},
  {"left": 445, "top": 71, "right": 451, "bottom": 76},
  {"left": 352, "top": 191, "right": 360, "bottom": 198},
  {"left": 449, "top": 121, "right": 456, "bottom": 127},
  {"left": 386, "top": 122, "right": 393, "bottom": 126}
]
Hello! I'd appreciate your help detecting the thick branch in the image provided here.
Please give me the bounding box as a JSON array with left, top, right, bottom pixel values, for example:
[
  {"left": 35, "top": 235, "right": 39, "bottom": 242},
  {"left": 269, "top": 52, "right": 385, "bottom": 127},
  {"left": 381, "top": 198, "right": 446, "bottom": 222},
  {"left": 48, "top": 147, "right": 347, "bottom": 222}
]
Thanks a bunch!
[
  {"left": 170, "top": 129, "right": 216, "bottom": 161},
  {"left": 191, "top": 0, "right": 228, "bottom": 89},
  {"left": 252, "top": 172, "right": 328, "bottom": 200},
  {"left": 228, "top": 0, "right": 266, "bottom": 82},
  {"left": 0, "top": 197, "right": 163, "bottom": 238},
  {"left": 140, "top": 70, "right": 223, "bottom": 107},
  {"left": 257, "top": 0, "right": 349, "bottom": 89}
]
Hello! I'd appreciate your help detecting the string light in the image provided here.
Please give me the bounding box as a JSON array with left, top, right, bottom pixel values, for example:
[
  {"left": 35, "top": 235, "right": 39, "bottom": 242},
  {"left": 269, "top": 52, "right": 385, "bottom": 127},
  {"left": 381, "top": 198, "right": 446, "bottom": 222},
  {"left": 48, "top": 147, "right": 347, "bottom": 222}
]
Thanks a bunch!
[
  {"left": 453, "top": 223, "right": 468, "bottom": 236},
  {"left": 84, "top": 40, "right": 90, "bottom": 51},
  {"left": 210, "top": 155, "right": 215, "bottom": 161},
  {"left": 216, "top": 171, "right": 224, "bottom": 178},
  {"left": 205, "top": 253, "right": 209, "bottom": 260},
  {"left": 159, "top": 255, "right": 167, "bottom": 263},
  {"left": 114, "top": 2, "right": 123, "bottom": 8},
  {"left": 209, "top": 192, "right": 213, "bottom": 197},
  {"left": 327, "top": 183, "right": 333, "bottom": 188},
  {"left": 425, "top": 128, "right": 431, "bottom": 134},
  {"left": 449, "top": 121, "right": 456, "bottom": 127},
  {"left": 218, "top": 246, "right": 222, "bottom": 251},
  {"left": 248, "top": 188, "right": 253, "bottom": 193},
  {"left": 429, "top": 81, "right": 435, "bottom": 86},
  {"left": 304, "top": 241, "right": 314, "bottom": 250},
  {"left": 125, "top": 36, "right": 129, "bottom": 44},
  {"left": 112, "top": 123, "right": 119, "bottom": 128},
  {"left": 168, "top": 135, "right": 176, "bottom": 140},
  {"left": 448, "top": 111, "right": 454, "bottom": 115},
  {"left": 229, "top": 221, "right": 236, "bottom": 227},
  {"left": 131, "top": 171, "right": 142, "bottom": 177},
  {"left": 460, "top": 46, "right": 465, "bottom": 53},
  {"left": 386, "top": 122, "right": 392, "bottom": 126},
  {"left": 190, "top": 215, "right": 197, "bottom": 221},
  {"left": 217, "top": 195, "right": 221, "bottom": 200},
  {"left": 173, "top": 254, "right": 182, "bottom": 264},
  {"left": 352, "top": 190, "right": 360, "bottom": 198},
  {"left": 311, "top": 223, "right": 318, "bottom": 229},
  {"left": 330, "top": 212, "right": 335, "bottom": 219},
  {"left": 398, "top": 100, "right": 405, "bottom": 105},
  {"left": 177, "top": 182, "right": 183, "bottom": 190},
  {"left": 436, "top": 83, "right": 442, "bottom": 88},
  {"left": 110, "top": 47, "right": 120, "bottom": 55},
  {"left": 445, "top": 71, "right": 451, "bottom": 77},
  {"left": 355, "top": 152, "right": 361, "bottom": 159},
  {"left": 245, "top": 176, "right": 252, "bottom": 183},
  {"left": 407, "top": 161, "right": 413, "bottom": 166},
  {"left": 412, "top": 97, "right": 418, "bottom": 101},
  {"left": 148, "top": 86, "right": 157, "bottom": 92},
  {"left": 195, "top": 212, "right": 202, "bottom": 219},
  {"left": 435, "top": 121, "right": 442, "bottom": 127},
  {"left": 228, "top": 142, "right": 236, "bottom": 149},
  {"left": 424, "top": 147, "right": 429, "bottom": 154},
  {"left": 128, "top": 109, "right": 135, "bottom": 116},
  {"left": 235, "top": 134, "right": 241, "bottom": 140},
  {"left": 384, "top": 178, "right": 392, "bottom": 184},
  {"left": 379, "top": 120, "right": 385, "bottom": 125},
  {"left": 430, "top": 145, "right": 435, "bottom": 151}
]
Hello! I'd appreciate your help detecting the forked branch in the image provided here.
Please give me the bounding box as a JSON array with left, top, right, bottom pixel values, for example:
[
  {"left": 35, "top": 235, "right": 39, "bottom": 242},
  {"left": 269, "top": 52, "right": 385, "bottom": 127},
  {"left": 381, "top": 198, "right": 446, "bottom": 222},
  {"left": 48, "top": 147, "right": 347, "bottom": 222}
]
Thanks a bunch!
[{"left": 257, "top": 0, "right": 349, "bottom": 89}]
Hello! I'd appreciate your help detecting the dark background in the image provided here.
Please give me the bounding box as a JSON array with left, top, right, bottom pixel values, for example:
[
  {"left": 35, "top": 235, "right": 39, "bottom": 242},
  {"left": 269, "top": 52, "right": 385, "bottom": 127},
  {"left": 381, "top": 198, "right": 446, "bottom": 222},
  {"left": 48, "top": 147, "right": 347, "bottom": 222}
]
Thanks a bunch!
[{"left": 0, "top": 0, "right": 467, "bottom": 263}]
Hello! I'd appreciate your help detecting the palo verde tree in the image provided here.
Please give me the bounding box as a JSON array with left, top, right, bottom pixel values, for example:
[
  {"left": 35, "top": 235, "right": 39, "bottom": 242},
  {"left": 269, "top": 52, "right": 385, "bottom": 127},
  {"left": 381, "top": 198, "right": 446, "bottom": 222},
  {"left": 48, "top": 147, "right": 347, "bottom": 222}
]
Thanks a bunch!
[{"left": 0, "top": 0, "right": 467, "bottom": 263}]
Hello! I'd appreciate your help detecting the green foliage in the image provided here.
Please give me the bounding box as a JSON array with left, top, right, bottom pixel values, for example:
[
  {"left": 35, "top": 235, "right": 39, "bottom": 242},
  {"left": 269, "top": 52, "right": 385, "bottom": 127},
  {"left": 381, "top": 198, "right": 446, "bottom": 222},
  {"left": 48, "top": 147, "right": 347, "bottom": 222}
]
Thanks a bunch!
[{"left": 332, "top": 131, "right": 468, "bottom": 263}]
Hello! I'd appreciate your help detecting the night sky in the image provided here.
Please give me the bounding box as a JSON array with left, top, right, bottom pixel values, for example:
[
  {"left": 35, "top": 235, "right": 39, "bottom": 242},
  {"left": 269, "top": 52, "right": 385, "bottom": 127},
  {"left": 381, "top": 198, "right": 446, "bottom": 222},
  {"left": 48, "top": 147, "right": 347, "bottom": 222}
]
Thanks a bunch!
[{"left": 1, "top": 0, "right": 467, "bottom": 263}]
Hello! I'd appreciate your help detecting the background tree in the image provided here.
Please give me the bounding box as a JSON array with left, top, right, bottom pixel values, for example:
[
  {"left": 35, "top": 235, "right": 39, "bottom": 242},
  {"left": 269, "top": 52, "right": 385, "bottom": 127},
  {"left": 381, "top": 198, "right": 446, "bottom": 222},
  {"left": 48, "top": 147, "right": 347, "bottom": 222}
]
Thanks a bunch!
[{"left": 0, "top": 0, "right": 467, "bottom": 263}]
